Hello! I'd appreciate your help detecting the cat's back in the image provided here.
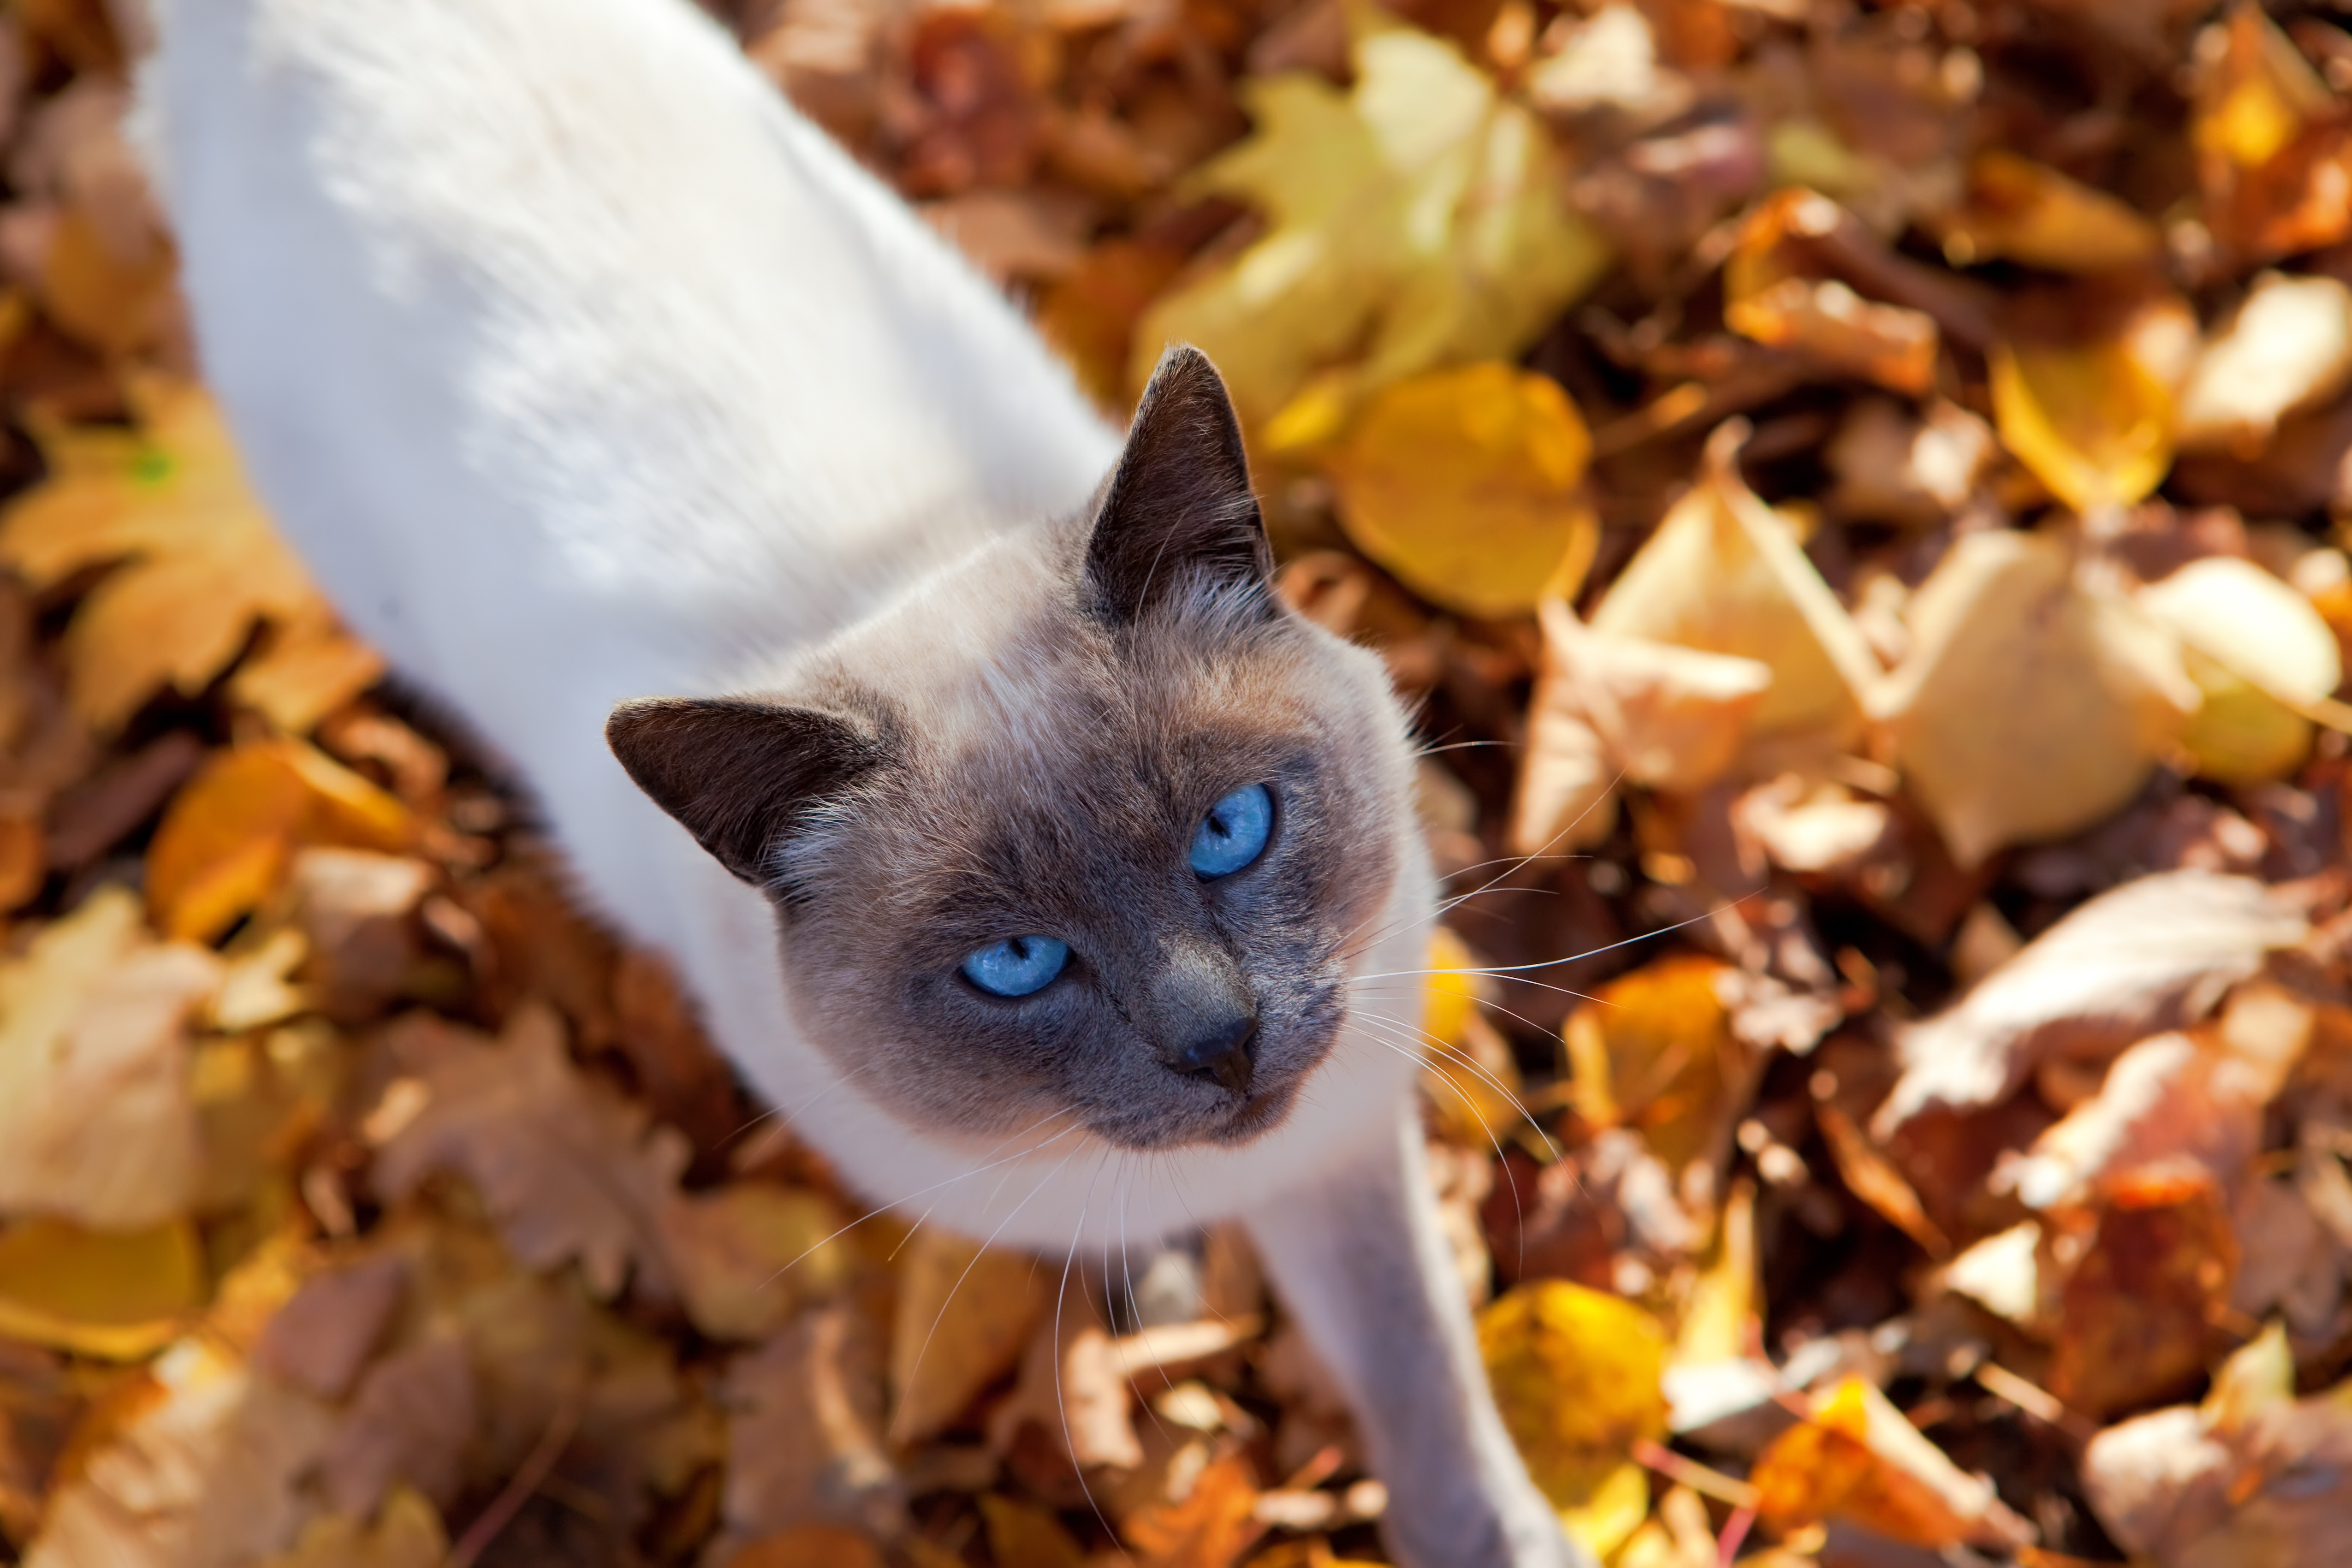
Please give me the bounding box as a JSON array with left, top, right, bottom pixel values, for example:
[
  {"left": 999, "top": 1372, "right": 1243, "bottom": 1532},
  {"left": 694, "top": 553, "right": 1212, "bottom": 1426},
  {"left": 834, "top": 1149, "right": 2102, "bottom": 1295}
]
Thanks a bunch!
[{"left": 149, "top": 0, "right": 1118, "bottom": 698}]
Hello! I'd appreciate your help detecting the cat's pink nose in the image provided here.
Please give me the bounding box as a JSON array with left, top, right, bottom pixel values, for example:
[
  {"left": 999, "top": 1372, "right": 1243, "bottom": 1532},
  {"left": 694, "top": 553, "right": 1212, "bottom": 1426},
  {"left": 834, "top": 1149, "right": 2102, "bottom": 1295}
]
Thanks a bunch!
[{"left": 1171, "top": 1016, "right": 1256, "bottom": 1098}]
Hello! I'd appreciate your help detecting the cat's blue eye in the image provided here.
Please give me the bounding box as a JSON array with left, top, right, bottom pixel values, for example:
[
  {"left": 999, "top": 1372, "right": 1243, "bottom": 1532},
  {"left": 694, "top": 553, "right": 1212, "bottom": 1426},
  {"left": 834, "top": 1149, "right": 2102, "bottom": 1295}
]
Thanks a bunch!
[
  {"left": 1190, "top": 783, "right": 1273, "bottom": 878},
  {"left": 960, "top": 935, "right": 1070, "bottom": 997}
]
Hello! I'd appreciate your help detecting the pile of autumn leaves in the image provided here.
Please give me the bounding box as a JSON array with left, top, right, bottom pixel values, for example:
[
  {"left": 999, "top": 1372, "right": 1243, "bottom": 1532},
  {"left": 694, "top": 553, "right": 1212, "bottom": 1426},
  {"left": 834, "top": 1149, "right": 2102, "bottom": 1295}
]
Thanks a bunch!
[{"left": 6, "top": 0, "right": 2352, "bottom": 1565}]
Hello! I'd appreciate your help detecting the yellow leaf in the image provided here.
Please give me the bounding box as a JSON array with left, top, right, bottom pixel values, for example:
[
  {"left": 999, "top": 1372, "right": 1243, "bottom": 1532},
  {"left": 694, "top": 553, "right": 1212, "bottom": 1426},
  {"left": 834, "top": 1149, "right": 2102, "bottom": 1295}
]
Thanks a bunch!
[
  {"left": 0, "top": 383, "right": 329, "bottom": 734},
  {"left": 2138, "top": 555, "right": 2342, "bottom": 784},
  {"left": 1561, "top": 955, "right": 1758, "bottom": 1178},
  {"left": 1421, "top": 925, "right": 1484, "bottom": 1051},
  {"left": 2192, "top": 0, "right": 2333, "bottom": 173},
  {"left": 260, "top": 1488, "right": 447, "bottom": 1568},
  {"left": 1724, "top": 190, "right": 1940, "bottom": 394},
  {"left": 1135, "top": 10, "right": 1607, "bottom": 429},
  {"left": 666, "top": 1181, "right": 849, "bottom": 1342},
  {"left": 0, "top": 1217, "right": 203, "bottom": 1360},
  {"left": 1558, "top": 1459, "right": 1650, "bottom": 1561},
  {"left": 1477, "top": 1280, "right": 1669, "bottom": 1511},
  {"left": 145, "top": 738, "right": 414, "bottom": 943},
  {"left": 1930, "top": 152, "right": 2162, "bottom": 273},
  {"left": 1881, "top": 530, "right": 2197, "bottom": 867},
  {"left": 887, "top": 1227, "right": 1052, "bottom": 1445},
  {"left": 1674, "top": 1178, "right": 1757, "bottom": 1365},
  {"left": 1989, "top": 338, "right": 2174, "bottom": 515},
  {"left": 1324, "top": 362, "right": 1597, "bottom": 619},
  {"left": 0, "top": 887, "right": 218, "bottom": 1229},
  {"left": 1751, "top": 1378, "right": 2031, "bottom": 1549},
  {"left": 1589, "top": 429, "right": 1878, "bottom": 748}
]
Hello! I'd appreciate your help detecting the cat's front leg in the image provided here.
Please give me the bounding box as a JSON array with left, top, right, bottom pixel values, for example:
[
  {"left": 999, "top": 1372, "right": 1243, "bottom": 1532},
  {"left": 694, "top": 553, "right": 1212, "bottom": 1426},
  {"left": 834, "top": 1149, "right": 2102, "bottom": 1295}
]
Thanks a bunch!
[{"left": 1240, "top": 1105, "right": 1593, "bottom": 1568}]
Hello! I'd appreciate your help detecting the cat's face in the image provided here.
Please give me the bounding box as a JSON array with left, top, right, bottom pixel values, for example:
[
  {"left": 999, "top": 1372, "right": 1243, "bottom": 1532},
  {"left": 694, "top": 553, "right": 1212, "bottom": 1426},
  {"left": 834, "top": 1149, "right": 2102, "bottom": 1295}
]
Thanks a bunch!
[{"left": 609, "top": 349, "right": 1419, "bottom": 1151}]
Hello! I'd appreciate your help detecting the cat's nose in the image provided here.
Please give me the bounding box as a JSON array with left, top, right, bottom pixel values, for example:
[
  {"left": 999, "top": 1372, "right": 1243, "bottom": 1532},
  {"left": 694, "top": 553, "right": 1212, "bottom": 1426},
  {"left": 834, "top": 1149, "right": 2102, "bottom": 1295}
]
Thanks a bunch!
[
  {"left": 1148, "top": 941, "right": 1257, "bottom": 1096},
  {"left": 1170, "top": 1014, "right": 1257, "bottom": 1098}
]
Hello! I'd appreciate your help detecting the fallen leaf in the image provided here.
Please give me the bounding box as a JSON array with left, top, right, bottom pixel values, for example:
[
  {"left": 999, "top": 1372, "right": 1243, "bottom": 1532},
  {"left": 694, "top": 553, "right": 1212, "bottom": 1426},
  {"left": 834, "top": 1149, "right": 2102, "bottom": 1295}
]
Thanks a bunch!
[
  {"left": 317, "top": 1333, "right": 475, "bottom": 1515},
  {"left": 1589, "top": 426, "right": 1880, "bottom": 751},
  {"left": 731, "top": 1524, "right": 888, "bottom": 1568},
  {"left": 2193, "top": 1, "right": 2352, "bottom": 262},
  {"left": 1749, "top": 1376, "right": 2033, "bottom": 1549},
  {"left": 2047, "top": 1173, "right": 2237, "bottom": 1419},
  {"left": 1673, "top": 1177, "right": 1758, "bottom": 1364},
  {"left": 1324, "top": 361, "right": 1597, "bottom": 618},
  {"left": 888, "top": 1227, "right": 1052, "bottom": 1445},
  {"left": 1823, "top": 397, "right": 1997, "bottom": 530},
  {"left": 980, "top": 1493, "right": 1087, "bottom": 1568},
  {"left": 1930, "top": 151, "right": 2162, "bottom": 273},
  {"left": 2138, "top": 554, "right": 2344, "bottom": 784},
  {"left": 1878, "top": 529, "right": 2197, "bottom": 868},
  {"left": 985, "top": 1288, "right": 1144, "bottom": 1473},
  {"left": 719, "top": 1303, "right": 904, "bottom": 1544},
  {"left": 2177, "top": 271, "right": 2352, "bottom": 452},
  {"left": 370, "top": 1003, "right": 690, "bottom": 1300},
  {"left": 251, "top": 1252, "right": 409, "bottom": 1402},
  {"left": 0, "top": 1217, "right": 202, "bottom": 1360},
  {"left": 258, "top": 1488, "right": 446, "bottom": 1568},
  {"left": 1990, "top": 337, "right": 2175, "bottom": 516},
  {"left": 1724, "top": 190, "right": 1941, "bottom": 393},
  {"left": 1478, "top": 1280, "right": 1669, "bottom": 1513},
  {"left": 0, "top": 885, "right": 217, "bottom": 1228},
  {"left": 1876, "top": 869, "right": 2308, "bottom": 1133},
  {"left": 1562, "top": 954, "right": 1761, "bottom": 1182},
  {"left": 0, "top": 383, "right": 327, "bottom": 734},
  {"left": 668, "top": 1181, "right": 850, "bottom": 1343},
  {"left": 1122, "top": 1451, "right": 1261, "bottom": 1568},
  {"left": 227, "top": 604, "right": 386, "bottom": 736},
  {"left": 1135, "top": 8, "right": 1606, "bottom": 430}
]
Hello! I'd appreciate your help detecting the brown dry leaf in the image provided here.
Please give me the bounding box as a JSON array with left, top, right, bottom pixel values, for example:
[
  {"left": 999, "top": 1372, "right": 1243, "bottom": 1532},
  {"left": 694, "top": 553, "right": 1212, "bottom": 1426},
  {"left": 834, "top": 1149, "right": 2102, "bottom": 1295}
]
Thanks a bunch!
[
  {"left": 0, "top": 1217, "right": 203, "bottom": 1360},
  {"left": 980, "top": 1493, "right": 1087, "bottom": 1568},
  {"left": 888, "top": 1227, "right": 1053, "bottom": 1445},
  {"left": 1817, "top": 1104, "right": 1950, "bottom": 1259},
  {"left": 145, "top": 738, "right": 414, "bottom": 944},
  {"left": 1478, "top": 1280, "right": 1668, "bottom": 1514},
  {"left": 1589, "top": 425, "right": 1880, "bottom": 753},
  {"left": 1930, "top": 151, "right": 2162, "bottom": 273},
  {"left": 1733, "top": 775, "right": 1891, "bottom": 877},
  {"left": 1877, "top": 529, "right": 2197, "bottom": 869},
  {"left": 2193, "top": 1, "right": 2352, "bottom": 262},
  {"left": 1509, "top": 599, "right": 1771, "bottom": 856},
  {"left": 732, "top": 1524, "right": 889, "bottom": 1568},
  {"left": 258, "top": 1487, "right": 447, "bottom": 1568},
  {"left": 1997, "top": 982, "right": 2312, "bottom": 1211},
  {"left": 1989, "top": 337, "right": 2175, "bottom": 516},
  {"left": 22, "top": 1337, "right": 335, "bottom": 1568},
  {"left": 1823, "top": 397, "right": 1997, "bottom": 529},
  {"left": 369, "top": 1002, "right": 690, "bottom": 1300},
  {"left": 0, "top": 885, "right": 216, "bottom": 1229},
  {"left": 985, "top": 1289, "right": 1144, "bottom": 1472},
  {"left": 668, "top": 1181, "right": 850, "bottom": 1343},
  {"left": 2176, "top": 271, "right": 2352, "bottom": 453},
  {"left": 1876, "top": 869, "right": 2308, "bottom": 1133},
  {"left": 1723, "top": 190, "right": 1939, "bottom": 394},
  {"left": 0, "top": 383, "right": 330, "bottom": 734},
  {"left": 1562, "top": 954, "right": 1760, "bottom": 1182},
  {"left": 251, "top": 1252, "right": 409, "bottom": 1402},
  {"left": 719, "top": 1303, "right": 905, "bottom": 1545},
  {"left": 317, "top": 1333, "right": 475, "bottom": 1515},
  {"left": 1134, "top": 9, "right": 1607, "bottom": 431},
  {"left": 2082, "top": 1326, "right": 2352, "bottom": 1565},
  {"left": 2047, "top": 1172, "right": 2238, "bottom": 1419},
  {"left": 1749, "top": 1376, "right": 2033, "bottom": 1550},
  {"left": 1323, "top": 361, "right": 1597, "bottom": 619},
  {"left": 227, "top": 603, "right": 386, "bottom": 735},
  {"left": 2138, "top": 554, "right": 2344, "bottom": 785},
  {"left": 1121, "top": 1452, "right": 1262, "bottom": 1568}
]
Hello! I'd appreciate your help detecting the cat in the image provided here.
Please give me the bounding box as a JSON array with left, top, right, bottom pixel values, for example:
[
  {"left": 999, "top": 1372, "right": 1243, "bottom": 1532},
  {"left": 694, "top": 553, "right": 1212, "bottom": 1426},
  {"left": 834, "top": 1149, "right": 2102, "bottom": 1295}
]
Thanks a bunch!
[{"left": 143, "top": 0, "right": 1587, "bottom": 1562}]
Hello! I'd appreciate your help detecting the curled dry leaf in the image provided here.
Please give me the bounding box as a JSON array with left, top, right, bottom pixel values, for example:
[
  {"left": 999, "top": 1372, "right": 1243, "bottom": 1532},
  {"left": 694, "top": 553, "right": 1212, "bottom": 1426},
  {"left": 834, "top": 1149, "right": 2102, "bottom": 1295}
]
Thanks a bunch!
[
  {"left": 1929, "top": 150, "right": 2162, "bottom": 273},
  {"left": 2176, "top": 271, "right": 2352, "bottom": 453},
  {"left": 1562, "top": 954, "right": 1761, "bottom": 1183},
  {"left": 0, "top": 384, "right": 328, "bottom": 734},
  {"left": 1121, "top": 1451, "right": 1261, "bottom": 1568},
  {"left": 1877, "top": 869, "right": 2307, "bottom": 1134},
  {"left": 887, "top": 1228, "right": 1051, "bottom": 1446},
  {"left": 1878, "top": 529, "right": 2197, "bottom": 869},
  {"left": 2192, "top": 1, "right": 2352, "bottom": 263},
  {"left": 720, "top": 1303, "right": 905, "bottom": 1546},
  {"left": 1749, "top": 1376, "right": 2034, "bottom": 1550},
  {"left": 2047, "top": 1172, "right": 2238, "bottom": 1420},
  {"left": 1135, "top": 9, "right": 1606, "bottom": 433},
  {"left": 0, "top": 1217, "right": 204, "bottom": 1361},
  {"left": 1990, "top": 333, "right": 2177, "bottom": 518},
  {"left": 369, "top": 1002, "right": 690, "bottom": 1301},
  {"left": 1724, "top": 189, "right": 1940, "bottom": 393},
  {"left": 0, "top": 885, "right": 216, "bottom": 1230},
  {"left": 2138, "top": 554, "right": 2344, "bottom": 785},
  {"left": 1324, "top": 361, "right": 1596, "bottom": 619},
  {"left": 1589, "top": 425, "right": 1879, "bottom": 753},
  {"left": 1823, "top": 397, "right": 1996, "bottom": 529}
]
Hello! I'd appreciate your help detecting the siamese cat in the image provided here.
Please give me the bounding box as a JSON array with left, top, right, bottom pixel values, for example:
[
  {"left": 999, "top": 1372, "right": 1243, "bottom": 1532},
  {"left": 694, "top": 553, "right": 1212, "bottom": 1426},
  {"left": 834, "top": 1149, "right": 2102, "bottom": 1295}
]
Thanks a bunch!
[{"left": 145, "top": 0, "right": 1586, "bottom": 1562}]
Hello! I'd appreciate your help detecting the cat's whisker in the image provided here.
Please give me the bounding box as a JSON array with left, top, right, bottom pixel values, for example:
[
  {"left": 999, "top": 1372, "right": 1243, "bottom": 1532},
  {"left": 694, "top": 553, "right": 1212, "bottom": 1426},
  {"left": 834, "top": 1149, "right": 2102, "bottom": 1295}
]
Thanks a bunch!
[
  {"left": 1346, "top": 1023, "right": 1536, "bottom": 1250},
  {"left": 1054, "top": 1149, "right": 1122, "bottom": 1546},
  {"left": 1413, "top": 737, "right": 1519, "bottom": 758},
  {"left": 1349, "top": 976, "right": 1595, "bottom": 1042},
  {"left": 1350, "top": 894, "right": 1752, "bottom": 986},
  {"left": 1351, "top": 1013, "right": 1558, "bottom": 1165}
]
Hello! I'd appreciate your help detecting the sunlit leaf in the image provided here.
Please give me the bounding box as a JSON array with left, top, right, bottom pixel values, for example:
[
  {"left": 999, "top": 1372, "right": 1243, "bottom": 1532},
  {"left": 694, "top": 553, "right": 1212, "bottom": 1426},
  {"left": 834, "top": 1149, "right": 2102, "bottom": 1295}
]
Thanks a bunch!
[
  {"left": 1724, "top": 190, "right": 1939, "bottom": 394},
  {"left": 1478, "top": 1281, "right": 1668, "bottom": 1513},
  {"left": 1931, "top": 151, "right": 2162, "bottom": 273},
  {"left": 1990, "top": 338, "right": 2175, "bottom": 515}
]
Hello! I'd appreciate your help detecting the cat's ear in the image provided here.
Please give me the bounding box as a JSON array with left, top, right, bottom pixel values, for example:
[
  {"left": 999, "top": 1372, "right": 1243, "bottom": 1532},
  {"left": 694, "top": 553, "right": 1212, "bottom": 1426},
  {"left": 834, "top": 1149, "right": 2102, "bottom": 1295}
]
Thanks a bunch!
[
  {"left": 1086, "top": 344, "right": 1271, "bottom": 622},
  {"left": 606, "top": 698, "right": 886, "bottom": 885}
]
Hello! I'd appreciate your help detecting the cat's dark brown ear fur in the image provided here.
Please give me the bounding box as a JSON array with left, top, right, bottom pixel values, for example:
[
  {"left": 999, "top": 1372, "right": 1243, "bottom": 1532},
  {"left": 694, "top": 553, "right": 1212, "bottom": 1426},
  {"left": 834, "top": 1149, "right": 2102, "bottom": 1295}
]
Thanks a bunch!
[
  {"left": 606, "top": 698, "right": 885, "bottom": 885},
  {"left": 1087, "top": 345, "right": 1271, "bottom": 622}
]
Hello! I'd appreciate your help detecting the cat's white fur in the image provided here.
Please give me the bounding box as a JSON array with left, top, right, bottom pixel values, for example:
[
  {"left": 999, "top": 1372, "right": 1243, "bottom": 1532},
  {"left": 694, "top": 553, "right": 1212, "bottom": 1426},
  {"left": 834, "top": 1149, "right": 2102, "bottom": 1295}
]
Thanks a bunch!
[{"left": 145, "top": 2, "right": 1582, "bottom": 1562}]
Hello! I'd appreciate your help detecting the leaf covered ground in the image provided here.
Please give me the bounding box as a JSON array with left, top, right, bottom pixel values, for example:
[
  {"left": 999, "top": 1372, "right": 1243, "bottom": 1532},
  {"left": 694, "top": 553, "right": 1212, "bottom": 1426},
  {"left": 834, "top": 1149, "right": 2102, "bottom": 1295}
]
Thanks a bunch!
[{"left": 5, "top": 0, "right": 2352, "bottom": 1565}]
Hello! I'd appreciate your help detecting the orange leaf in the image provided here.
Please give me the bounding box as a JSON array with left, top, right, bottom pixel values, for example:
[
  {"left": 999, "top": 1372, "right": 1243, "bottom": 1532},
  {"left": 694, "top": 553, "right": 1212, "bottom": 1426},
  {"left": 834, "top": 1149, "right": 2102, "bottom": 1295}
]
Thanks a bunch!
[{"left": 1123, "top": 1453, "right": 1263, "bottom": 1568}]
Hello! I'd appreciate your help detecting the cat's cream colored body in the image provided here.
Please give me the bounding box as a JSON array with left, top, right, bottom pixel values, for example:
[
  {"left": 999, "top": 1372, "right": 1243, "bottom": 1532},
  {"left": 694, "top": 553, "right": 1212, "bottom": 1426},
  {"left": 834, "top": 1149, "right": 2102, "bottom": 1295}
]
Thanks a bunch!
[{"left": 146, "top": 2, "right": 1581, "bottom": 1562}]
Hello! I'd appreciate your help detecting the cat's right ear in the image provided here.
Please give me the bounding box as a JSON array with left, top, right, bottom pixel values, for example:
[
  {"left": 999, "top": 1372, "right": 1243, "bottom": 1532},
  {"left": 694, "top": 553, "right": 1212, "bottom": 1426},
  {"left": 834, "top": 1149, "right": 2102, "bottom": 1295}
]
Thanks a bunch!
[
  {"left": 606, "top": 698, "right": 886, "bottom": 886},
  {"left": 1086, "top": 344, "right": 1272, "bottom": 623}
]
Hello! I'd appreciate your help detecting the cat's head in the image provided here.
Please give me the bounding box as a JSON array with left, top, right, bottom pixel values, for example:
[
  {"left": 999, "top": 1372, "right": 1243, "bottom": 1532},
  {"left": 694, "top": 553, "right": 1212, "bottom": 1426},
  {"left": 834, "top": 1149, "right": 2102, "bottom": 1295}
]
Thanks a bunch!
[{"left": 607, "top": 348, "right": 1420, "bottom": 1150}]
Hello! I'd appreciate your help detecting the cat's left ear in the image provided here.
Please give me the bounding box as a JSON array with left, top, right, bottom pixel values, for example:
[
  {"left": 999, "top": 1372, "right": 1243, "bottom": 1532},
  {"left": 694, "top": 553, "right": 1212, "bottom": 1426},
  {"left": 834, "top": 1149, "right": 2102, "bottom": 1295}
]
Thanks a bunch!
[{"left": 1086, "top": 344, "right": 1272, "bottom": 622}]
